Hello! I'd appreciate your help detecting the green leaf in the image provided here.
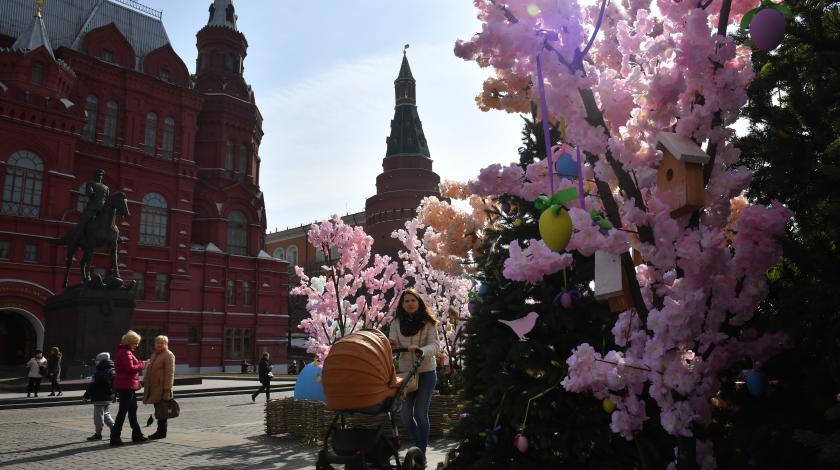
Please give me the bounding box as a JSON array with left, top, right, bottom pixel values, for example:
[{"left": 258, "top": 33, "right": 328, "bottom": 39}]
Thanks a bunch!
[
  {"left": 535, "top": 195, "right": 551, "bottom": 212},
  {"left": 551, "top": 187, "right": 579, "bottom": 207},
  {"left": 769, "top": 3, "right": 794, "bottom": 19},
  {"left": 740, "top": 8, "right": 760, "bottom": 34}
]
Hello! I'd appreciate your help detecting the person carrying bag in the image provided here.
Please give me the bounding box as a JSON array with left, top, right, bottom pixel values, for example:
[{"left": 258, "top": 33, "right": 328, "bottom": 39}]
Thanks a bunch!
[{"left": 142, "top": 335, "right": 177, "bottom": 440}]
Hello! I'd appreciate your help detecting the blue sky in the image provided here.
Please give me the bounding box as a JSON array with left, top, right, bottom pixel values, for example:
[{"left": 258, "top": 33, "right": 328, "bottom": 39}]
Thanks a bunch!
[{"left": 138, "top": 0, "right": 524, "bottom": 231}]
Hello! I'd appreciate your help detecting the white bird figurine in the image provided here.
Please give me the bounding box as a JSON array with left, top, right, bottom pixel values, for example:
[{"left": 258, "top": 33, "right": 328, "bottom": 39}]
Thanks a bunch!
[{"left": 498, "top": 311, "right": 539, "bottom": 341}]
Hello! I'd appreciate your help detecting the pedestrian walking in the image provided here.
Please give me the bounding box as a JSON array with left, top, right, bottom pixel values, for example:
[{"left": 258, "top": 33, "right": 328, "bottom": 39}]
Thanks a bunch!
[
  {"left": 82, "top": 352, "right": 116, "bottom": 441},
  {"left": 47, "top": 346, "right": 63, "bottom": 396},
  {"left": 388, "top": 288, "right": 440, "bottom": 457},
  {"left": 25, "top": 350, "right": 47, "bottom": 398},
  {"left": 142, "top": 335, "right": 175, "bottom": 440},
  {"left": 250, "top": 352, "right": 273, "bottom": 402},
  {"left": 110, "top": 330, "right": 148, "bottom": 446}
]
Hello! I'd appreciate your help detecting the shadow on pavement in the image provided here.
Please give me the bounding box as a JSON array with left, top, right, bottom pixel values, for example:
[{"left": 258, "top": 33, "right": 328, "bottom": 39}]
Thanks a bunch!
[
  {"left": 0, "top": 442, "right": 111, "bottom": 466},
  {"left": 182, "top": 434, "right": 317, "bottom": 469}
]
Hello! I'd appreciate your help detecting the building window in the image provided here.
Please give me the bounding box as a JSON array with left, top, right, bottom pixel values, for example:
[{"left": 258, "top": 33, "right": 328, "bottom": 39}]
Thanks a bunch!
[
  {"left": 242, "top": 281, "right": 252, "bottom": 306},
  {"left": 143, "top": 112, "right": 157, "bottom": 155},
  {"left": 286, "top": 245, "right": 298, "bottom": 268},
  {"left": 227, "top": 211, "right": 247, "bottom": 255},
  {"left": 154, "top": 274, "right": 168, "bottom": 300},
  {"left": 139, "top": 193, "right": 168, "bottom": 246},
  {"left": 225, "top": 141, "right": 234, "bottom": 178},
  {"left": 134, "top": 326, "right": 163, "bottom": 359},
  {"left": 272, "top": 247, "right": 285, "bottom": 260},
  {"left": 187, "top": 327, "right": 199, "bottom": 345},
  {"left": 0, "top": 240, "right": 9, "bottom": 259},
  {"left": 132, "top": 272, "right": 145, "bottom": 300},
  {"left": 225, "top": 328, "right": 251, "bottom": 360},
  {"left": 227, "top": 280, "right": 236, "bottom": 305},
  {"left": 30, "top": 61, "right": 44, "bottom": 85},
  {"left": 162, "top": 117, "right": 175, "bottom": 160},
  {"left": 82, "top": 95, "right": 98, "bottom": 142},
  {"left": 238, "top": 144, "right": 248, "bottom": 182},
  {"left": 2, "top": 150, "right": 44, "bottom": 218},
  {"left": 23, "top": 244, "right": 37, "bottom": 263},
  {"left": 101, "top": 49, "right": 114, "bottom": 63},
  {"left": 103, "top": 100, "right": 118, "bottom": 146},
  {"left": 159, "top": 69, "right": 171, "bottom": 82}
]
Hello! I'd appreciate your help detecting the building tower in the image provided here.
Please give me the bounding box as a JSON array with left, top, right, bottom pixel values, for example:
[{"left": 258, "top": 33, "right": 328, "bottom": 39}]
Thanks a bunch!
[{"left": 365, "top": 49, "right": 440, "bottom": 260}]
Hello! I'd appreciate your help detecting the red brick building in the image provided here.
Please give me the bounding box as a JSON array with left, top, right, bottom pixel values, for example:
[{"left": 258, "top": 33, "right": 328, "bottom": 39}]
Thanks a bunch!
[{"left": 0, "top": 0, "right": 288, "bottom": 372}]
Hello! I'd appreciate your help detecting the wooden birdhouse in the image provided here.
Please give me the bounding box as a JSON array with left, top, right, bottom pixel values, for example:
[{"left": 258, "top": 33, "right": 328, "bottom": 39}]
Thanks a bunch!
[
  {"left": 594, "top": 251, "right": 632, "bottom": 313},
  {"left": 656, "top": 132, "right": 710, "bottom": 217}
]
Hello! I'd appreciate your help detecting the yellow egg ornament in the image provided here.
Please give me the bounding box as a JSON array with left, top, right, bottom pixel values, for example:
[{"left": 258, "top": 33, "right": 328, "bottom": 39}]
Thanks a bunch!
[
  {"left": 602, "top": 398, "right": 616, "bottom": 414},
  {"left": 539, "top": 208, "right": 573, "bottom": 252},
  {"left": 535, "top": 188, "right": 578, "bottom": 252}
]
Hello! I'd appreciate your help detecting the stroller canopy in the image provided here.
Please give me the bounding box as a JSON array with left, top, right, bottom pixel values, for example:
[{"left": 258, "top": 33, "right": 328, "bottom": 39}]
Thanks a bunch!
[{"left": 322, "top": 329, "right": 399, "bottom": 410}]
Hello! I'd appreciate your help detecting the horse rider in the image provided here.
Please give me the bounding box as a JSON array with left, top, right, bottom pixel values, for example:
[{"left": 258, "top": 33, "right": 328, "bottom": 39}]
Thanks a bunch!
[{"left": 54, "top": 169, "right": 110, "bottom": 246}]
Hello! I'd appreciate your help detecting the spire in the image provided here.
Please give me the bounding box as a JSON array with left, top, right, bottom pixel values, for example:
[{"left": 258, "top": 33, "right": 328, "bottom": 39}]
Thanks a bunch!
[
  {"left": 386, "top": 47, "right": 429, "bottom": 157},
  {"left": 208, "top": 0, "right": 238, "bottom": 30},
  {"left": 397, "top": 44, "right": 414, "bottom": 80},
  {"left": 12, "top": 0, "right": 55, "bottom": 60}
]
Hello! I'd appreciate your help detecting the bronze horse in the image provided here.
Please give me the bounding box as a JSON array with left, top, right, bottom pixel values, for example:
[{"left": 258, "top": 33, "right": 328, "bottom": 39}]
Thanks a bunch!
[{"left": 58, "top": 192, "right": 129, "bottom": 288}]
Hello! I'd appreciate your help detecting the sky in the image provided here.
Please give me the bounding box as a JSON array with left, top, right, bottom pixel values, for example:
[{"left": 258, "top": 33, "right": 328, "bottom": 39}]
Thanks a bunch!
[{"left": 137, "top": 0, "right": 525, "bottom": 232}]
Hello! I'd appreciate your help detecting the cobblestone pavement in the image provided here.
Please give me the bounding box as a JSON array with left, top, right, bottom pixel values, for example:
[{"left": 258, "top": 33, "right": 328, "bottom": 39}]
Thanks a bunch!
[{"left": 0, "top": 392, "right": 455, "bottom": 469}]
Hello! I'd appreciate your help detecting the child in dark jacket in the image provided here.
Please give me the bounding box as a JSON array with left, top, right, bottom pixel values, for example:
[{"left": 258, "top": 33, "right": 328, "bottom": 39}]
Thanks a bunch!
[{"left": 82, "top": 352, "right": 116, "bottom": 441}]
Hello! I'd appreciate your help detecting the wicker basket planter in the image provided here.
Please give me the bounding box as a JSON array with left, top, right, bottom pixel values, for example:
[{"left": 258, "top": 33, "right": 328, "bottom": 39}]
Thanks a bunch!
[{"left": 266, "top": 393, "right": 461, "bottom": 443}]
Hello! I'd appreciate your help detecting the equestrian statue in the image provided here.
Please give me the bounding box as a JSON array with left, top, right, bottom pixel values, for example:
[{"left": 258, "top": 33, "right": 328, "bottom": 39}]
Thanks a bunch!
[{"left": 51, "top": 169, "right": 129, "bottom": 289}]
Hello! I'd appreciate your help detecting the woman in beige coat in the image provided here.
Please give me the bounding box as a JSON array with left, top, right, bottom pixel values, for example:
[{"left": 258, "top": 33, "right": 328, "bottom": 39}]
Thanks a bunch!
[
  {"left": 388, "top": 288, "right": 439, "bottom": 457},
  {"left": 142, "top": 335, "right": 175, "bottom": 440}
]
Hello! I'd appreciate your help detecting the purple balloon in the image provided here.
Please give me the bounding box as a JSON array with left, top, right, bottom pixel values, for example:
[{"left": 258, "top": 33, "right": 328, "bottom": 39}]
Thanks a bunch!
[{"left": 750, "top": 8, "right": 786, "bottom": 51}]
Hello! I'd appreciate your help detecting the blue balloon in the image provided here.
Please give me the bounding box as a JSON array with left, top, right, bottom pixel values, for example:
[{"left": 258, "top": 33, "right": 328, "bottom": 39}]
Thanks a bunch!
[
  {"left": 745, "top": 370, "right": 766, "bottom": 397},
  {"left": 294, "top": 362, "right": 326, "bottom": 402},
  {"left": 554, "top": 153, "right": 578, "bottom": 178},
  {"left": 478, "top": 283, "right": 491, "bottom": 296}
]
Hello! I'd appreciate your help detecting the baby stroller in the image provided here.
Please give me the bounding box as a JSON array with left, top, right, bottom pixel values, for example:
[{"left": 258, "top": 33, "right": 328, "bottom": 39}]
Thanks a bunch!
[{"left": 316, "top": 329, "right": 426, "bottom": 470}]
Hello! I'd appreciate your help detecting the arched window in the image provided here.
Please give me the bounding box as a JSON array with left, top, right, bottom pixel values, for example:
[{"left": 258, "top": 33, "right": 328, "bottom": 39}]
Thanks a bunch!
[
  {"left": 286, "top": 245, "right": 298, "bottom": 268},
  {"left": 227, "top": 211, "right": 247, "bottom": 255},
  {"left": 30, "top": 61, "right": 44, "bottom": 85},
  {"left": 238, "top": 144, "right": 248, "bottom": 182},
  {"left": 139, "top": 193, "right": 168, "bottom": 246},
  {"left": 103, "top": 100, "right": 118, "bottom": 146},
  {"left": 76, "top": 182, "right": 88, "bottom": 212},
  {"left": 225, "top": 141, "right": 234, "bottom": 178},
  {"left": 82, "top": 95, "right": 98, "bottom": 141},
  {"left": 143, "top": 112, "right": 157, "bottom": 155},
  {"left": 162, "top": 117, "right": 175, "bottom": 160},
  {"left": 2, "top": 150, "right": 44, "bottom": 217},
  {"left": 272, "top": 247, "right": 285, "bottom": 260}
]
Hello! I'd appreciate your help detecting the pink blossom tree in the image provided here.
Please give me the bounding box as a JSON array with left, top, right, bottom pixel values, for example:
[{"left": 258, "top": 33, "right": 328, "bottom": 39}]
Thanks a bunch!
[
  {"left": 455, "top": 0, "right": 793, "bottom": 467},
  {"left": 291, "top": 215, "right": 405, "bottom": 362}
]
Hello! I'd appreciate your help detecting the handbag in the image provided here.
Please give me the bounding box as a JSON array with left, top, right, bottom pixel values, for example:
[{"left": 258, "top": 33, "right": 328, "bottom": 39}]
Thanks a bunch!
[
  {"left": 38, "top": 365, "right": 47, "bottom": 377},
  {"left": 154, "top": 399, "right": 180, "bottom": 420}
]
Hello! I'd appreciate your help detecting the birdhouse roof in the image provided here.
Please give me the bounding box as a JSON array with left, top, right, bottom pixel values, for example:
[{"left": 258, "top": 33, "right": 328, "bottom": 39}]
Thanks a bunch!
[{"left": 656, "top": 132, "right": 710, "bottom": 164}]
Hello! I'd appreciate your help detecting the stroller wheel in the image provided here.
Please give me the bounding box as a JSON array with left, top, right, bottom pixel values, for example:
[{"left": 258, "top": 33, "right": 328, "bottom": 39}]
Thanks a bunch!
[{"left": 403, "top": 447, "right": 425, "bottom": 470}]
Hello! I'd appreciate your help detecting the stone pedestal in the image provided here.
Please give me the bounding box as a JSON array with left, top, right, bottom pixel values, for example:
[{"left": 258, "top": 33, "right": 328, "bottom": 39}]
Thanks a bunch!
[{"left": 43, "top": 286, "right": 135, "bottom": 379}]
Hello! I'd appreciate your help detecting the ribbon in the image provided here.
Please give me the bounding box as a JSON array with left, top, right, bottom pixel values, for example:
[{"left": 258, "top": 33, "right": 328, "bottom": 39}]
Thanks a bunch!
[
  {"left": 576, "top": 146, "right": 586, "bottom": 210},
  {"left": 535, "top": 188, "right": 578, "bottom": 215},
  {"left": 535, "top": 54, "right": 555, "bottom": 194}
]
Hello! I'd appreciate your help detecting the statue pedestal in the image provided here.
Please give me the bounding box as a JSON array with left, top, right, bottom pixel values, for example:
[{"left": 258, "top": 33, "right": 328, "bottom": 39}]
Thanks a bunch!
[{"left": 43, "top": 286, "right": 135, "bottom": 379}]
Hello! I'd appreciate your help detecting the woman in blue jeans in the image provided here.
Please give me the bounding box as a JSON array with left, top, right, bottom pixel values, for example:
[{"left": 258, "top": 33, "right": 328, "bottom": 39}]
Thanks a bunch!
[{"left": 388, "top": 288, "right": 439, "bottom": 456}]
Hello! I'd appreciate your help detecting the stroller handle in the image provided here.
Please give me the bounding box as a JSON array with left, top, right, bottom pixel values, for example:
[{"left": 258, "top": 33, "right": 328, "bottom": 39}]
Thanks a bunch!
[{"left": 392, "top": 347, "right": 424, "bottom": 357}]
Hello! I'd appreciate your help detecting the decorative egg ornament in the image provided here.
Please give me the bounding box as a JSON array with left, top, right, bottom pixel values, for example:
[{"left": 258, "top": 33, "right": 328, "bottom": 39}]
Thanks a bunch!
[
  {"left": 553, "top": 152, "right": 579, "bottom": 179},
  {"left": 750, "top": 8, "right": 786, "bottom": 51},
  {"left": 603, "top": 398, "right": 616, "bottom": 414},
  {"left": 478, "top": 283, "right": 491, "bottom": 296},
  {"left": 513, "top": 434, "right": 529, "bottom": 453},
  {"left": 745, "top": 370, "right": 767, "bottom": 397},
  {"left": 468, "top": 300, "right": 478, "bottom": 315},
  {"left": 539, "top": 208, "right": 573, "bottom": 252}
]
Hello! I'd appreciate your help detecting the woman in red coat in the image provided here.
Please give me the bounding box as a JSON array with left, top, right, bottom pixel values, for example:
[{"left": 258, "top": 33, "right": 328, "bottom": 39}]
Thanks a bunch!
[{"left": 110, "top": 330, "right": 148, "bottom": 446}]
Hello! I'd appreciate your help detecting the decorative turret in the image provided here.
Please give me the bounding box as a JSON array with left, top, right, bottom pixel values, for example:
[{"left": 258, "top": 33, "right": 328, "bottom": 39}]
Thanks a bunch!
[
  {"left": 386, "top": 46, "right": 430, "bottom": 158},
  {"left": 195, "top": 0, "right": 249, "bottom": 98},
  {"left": 366, "top": 46, "right": 440, "bottom": 260},
  {"left": 11, "top": 0, "right": 55, "bottom": 61}
]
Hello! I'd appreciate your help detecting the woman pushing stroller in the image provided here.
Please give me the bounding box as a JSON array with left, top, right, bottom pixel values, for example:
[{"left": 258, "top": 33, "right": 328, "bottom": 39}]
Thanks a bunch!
[{"left": 388, "top": 288, "right": 440, "bottom": 458}]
